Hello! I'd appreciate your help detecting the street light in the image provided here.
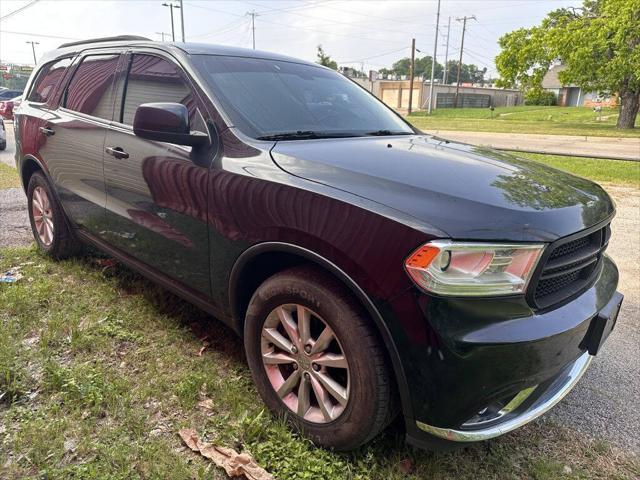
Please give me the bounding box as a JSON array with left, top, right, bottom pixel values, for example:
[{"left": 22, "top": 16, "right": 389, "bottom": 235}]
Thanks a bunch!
[
  {"left": 161, "top": 2, "right": 180, "bottom": 42},
  {"left": 26, "top": 41, "right": 39, "bottom": 65}
]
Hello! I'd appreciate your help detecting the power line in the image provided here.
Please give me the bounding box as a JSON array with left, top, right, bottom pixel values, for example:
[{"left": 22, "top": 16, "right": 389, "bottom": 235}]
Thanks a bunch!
[
  {"left": 0, "top": 29, "right": 78, "bottom": 41},
  {"left": 242, "top": 0, "right": 437, "bottom": 38},
  {"left": 0, "top": 0, "right": 40, "bottom": 21},
  {"left": 188, "top": 16, "right": 247, "bottom": 40},
  {"left": 337, "top": 46, "right": 409, "bottom": 64}
]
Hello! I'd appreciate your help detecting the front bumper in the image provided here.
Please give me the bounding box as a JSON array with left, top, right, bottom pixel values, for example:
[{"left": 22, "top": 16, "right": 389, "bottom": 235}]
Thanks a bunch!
[
  {"left": 416, "top": 351, "right": 592, "bottom": 441},
  {"left": 389, "top": 255, "right": 621, "bottom": 447}
]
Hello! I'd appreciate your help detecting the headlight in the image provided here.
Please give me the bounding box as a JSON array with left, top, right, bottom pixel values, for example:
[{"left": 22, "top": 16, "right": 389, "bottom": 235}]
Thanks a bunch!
[{"left": 405, "top": 240, "right": 545, "bottom": 296}]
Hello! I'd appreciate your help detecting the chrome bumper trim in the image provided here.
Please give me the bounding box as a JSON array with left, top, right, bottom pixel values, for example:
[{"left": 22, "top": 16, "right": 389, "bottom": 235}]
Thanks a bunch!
[{"left": 416, "top": 352, "right": 592, "bottom": 442}]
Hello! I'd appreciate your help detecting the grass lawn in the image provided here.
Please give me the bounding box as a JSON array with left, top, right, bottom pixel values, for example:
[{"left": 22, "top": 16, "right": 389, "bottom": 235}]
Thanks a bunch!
[
  {"left": 0, "top": 162, "right": 21, "bottom": 189},
  {"left": 408, "top": 106, "right": 640, "bottom": 138},
  {"left": 513, "top": 153, "right": 640, "bottom": 187},
  {"left": 1, "top": 247, "right": 639, "bottom": 479}
]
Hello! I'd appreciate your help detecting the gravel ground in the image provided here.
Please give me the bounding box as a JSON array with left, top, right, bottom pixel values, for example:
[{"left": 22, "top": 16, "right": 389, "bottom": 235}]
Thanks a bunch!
[
  {"left": 0, "top": 124, "right": 31, "bottom": 248},
  {"left": 1, "top": 128, "right": 638, "bottom": 453}
]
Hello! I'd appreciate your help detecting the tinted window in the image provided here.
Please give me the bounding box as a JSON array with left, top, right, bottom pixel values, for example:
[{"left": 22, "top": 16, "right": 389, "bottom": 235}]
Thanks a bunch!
[
  {"left": 193, "top": 56, "right": 412, "bottom": 139},
  {"left": 26, "top": 58, "right": 72, "bottom": 103},
  {"left": 64, "top": 54, "right": 119, "bottom": 120},
  {"left": 121, "top": 54, "right": 197, "bottom": 125}
]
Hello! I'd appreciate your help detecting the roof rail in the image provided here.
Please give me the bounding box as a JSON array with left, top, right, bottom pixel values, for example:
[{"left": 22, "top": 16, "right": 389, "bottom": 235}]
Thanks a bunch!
[{"left": 58, "top": 35, "right": 152, "bottom": 49}]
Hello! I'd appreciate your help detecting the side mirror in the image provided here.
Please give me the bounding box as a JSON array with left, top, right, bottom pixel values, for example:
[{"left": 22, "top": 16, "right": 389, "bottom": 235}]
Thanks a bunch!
[{"left": 133, "top": 102, "right": 208, "bottom": 147}]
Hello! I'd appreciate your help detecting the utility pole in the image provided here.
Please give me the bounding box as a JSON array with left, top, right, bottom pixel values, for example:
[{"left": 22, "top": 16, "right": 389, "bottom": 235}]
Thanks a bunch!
[
  {"left": 427, "top": 0, "right": 441, "bottom": 115},
  {"left": 26, "top": 41, "right": 39, "bottom": 65},
  {"left": 408, "top": 38, "right": 416, "bottom": 115},
  {"left": 246, "top": 10, "right": 259, "bottom": 49},
  {"left": 156, "top": 32, "right": 169, "bottom": 41},
  {"left": 162, "top": 2, "right": 181, "bottom": 42},
  {"left": 442, "top": 16, "right": 451, "bottom": 84},
  {"left": 179, "top": 0, "right": 185, "bottom": 42},
  {"left": 454, "top": 15, "right": 476, "bottom": 108}
]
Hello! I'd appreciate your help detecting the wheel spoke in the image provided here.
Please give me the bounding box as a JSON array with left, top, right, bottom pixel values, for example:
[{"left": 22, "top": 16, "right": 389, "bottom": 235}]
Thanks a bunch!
[
  {"left": 313, "top": 370, "right": 348, "bottom": 406},
  {"left": 311, "top": 326, "right": 334, "bottom": 354},
  {"left": 297, "top": 375, "right": 311, "bottom": 417},
  {"left": 263, "top": 327, "right": 294, "bottom": 353},
  {"left": 297, "top": 305, "right": 311, "bottom": 345},
  {"left": 34, "top": 189, "right": 43, "bottom": 209},
  {"left": 309, "top": 374, "right": 333, "bottom": 421},
  {"left": 262, "top": 351, "right": 296, "bottom": 365},
  {"left": 276, "top": 306, "right": 300, "bottom": 347},
  {"left": 277, "top": 369, "right": 301, "bottom": 399},
  {"left": 314, "top": 353, "right": 348, "bottom": 369},
  {"left": 32, "top": 197, "right": 43, "bottom": 213}
]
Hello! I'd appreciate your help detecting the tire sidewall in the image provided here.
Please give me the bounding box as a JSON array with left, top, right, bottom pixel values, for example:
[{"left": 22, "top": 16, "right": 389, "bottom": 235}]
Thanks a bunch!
[{"left": 244, "top": 270, "right": 384, "bottom": 449}]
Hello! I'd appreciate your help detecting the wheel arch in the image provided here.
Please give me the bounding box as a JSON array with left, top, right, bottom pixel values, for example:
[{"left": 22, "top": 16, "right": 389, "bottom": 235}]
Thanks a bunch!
[
  {"left": 20, "top": 155, "right": 48, "bottom": 192},
  {"left": 229, "top": 241, "right": 414, "bottom": 420}
]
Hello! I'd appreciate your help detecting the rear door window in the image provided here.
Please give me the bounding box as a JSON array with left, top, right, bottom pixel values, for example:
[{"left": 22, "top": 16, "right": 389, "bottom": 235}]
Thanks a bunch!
[
  {"left": 27, "top": 57, "right": 72, "bottom": 103},
  {"left": 120, "top": 54, "right": 198, "bottom": 125},
  {"left": 64, "top": 54, "right": 120, "bottom": 120}
]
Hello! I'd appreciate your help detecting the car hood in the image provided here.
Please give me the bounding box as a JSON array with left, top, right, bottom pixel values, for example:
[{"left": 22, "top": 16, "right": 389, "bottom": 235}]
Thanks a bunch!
[{"left": 270, "top": 135, "right": 614, "bottom": 241}]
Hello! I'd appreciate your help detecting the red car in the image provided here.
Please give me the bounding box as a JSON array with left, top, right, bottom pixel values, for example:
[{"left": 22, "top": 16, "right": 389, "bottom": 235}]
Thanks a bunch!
[{"left": 0, "top": 95, "right": 22, "bottom": 120}]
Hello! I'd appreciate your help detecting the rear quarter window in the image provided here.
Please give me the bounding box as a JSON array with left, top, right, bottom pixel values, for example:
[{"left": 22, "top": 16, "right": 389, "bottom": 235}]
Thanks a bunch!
[{"left": 26, "top": 57, "right": 72, "bottom": 103}]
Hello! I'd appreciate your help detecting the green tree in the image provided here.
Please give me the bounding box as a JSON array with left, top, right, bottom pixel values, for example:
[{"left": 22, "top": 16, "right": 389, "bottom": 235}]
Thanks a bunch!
[
  {"left": 316, "top": 45, "right": 338, "bottom": 70},
  {"left": 443, "top": 61, "right": 487, "bottom": 84},
  {"left": 496, "top": 0, "right": 640, "bottom": 129}
]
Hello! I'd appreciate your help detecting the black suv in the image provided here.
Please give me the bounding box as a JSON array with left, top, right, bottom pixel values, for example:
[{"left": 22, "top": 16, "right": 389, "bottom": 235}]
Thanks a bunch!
[{"left": 14, "top": 36, "right": 622, "bottom": 451}]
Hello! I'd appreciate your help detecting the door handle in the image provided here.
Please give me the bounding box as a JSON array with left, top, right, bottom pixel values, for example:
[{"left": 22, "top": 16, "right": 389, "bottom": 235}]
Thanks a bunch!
[
  {"left": 39, "top": 126, "right": 55, "bottom": 137},
  {"left": 105, "top": 146, "right": 129, "bottom": 159}
]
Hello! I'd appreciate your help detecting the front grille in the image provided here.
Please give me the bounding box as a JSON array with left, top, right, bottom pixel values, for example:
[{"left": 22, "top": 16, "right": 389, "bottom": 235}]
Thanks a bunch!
[{"left": 531, "top": 224, "right": 610, "bottom": 309}]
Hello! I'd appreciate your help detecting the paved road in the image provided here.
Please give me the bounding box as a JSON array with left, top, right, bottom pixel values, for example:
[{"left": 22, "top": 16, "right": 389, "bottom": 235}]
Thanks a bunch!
[
  {"left": 424, "top": 130, "right": 640, "bottom": 161},
  {"left": 1, "top": 126, "right": 638, "bottom": 453}
]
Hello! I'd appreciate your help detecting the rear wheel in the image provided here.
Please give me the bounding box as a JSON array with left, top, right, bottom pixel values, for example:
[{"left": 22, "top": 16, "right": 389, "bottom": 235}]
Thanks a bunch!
[
  {"left": 27, "top": 171, "right": 82, "bottom": 258},
  {"left": 244, "top": 265, "right": 397, "bottom": 450}
]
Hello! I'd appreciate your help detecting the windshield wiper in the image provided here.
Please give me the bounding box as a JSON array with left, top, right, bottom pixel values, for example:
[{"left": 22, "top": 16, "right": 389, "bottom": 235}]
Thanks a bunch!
[
  {"left": 256, "top": 130, "right": 361, "bottom": 141},
  {"left": 365, "top": 129, "right": 413, "bottom": 136},
  {"left": 257, "top": 130, "right": 319, "bottom": 141}
]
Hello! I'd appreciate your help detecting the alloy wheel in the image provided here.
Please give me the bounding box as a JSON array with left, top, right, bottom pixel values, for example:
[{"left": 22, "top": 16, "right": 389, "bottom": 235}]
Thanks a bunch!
[
  {"left": 32, "top": 186, "right": 54, "bottom": 246},
  {"left": 261, "top": 304, "right": 350, "bottom": 423}
]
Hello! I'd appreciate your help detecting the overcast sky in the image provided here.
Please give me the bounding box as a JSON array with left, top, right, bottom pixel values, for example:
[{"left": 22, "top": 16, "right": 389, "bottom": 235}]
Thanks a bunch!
[{"left": 1, "top": 0, "right": 579, "bottom": 76}]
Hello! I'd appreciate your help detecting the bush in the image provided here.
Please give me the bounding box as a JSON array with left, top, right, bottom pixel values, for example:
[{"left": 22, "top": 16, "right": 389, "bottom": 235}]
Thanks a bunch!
[{"left": 524, "top": 87, "right": 557, "bottom": 106}]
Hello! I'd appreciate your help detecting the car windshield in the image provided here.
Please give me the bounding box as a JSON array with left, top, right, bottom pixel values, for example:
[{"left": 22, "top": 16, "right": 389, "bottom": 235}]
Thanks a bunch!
[{"left": 193, "top": 55, "right": 414, "bottom": 140}]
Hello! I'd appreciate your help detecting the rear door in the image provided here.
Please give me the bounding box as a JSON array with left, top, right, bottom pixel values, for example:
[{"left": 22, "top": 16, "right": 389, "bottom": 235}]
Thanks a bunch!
[
  {"left": 38, "top": 52, "right": 122, "bottom": 233},
  {"left": 103, "top": 51, "right": 213, "bottom": 295}
]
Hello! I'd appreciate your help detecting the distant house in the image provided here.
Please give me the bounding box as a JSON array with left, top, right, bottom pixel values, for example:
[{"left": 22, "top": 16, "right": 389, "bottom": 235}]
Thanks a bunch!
[{"left": 542, "top": 65, "right": 617, "bottom": 107}]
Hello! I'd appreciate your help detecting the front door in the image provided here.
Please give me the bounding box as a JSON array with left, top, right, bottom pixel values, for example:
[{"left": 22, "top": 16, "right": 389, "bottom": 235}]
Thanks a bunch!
[{"left": 103, "top": 52, "right": 213, "bottom": 295}]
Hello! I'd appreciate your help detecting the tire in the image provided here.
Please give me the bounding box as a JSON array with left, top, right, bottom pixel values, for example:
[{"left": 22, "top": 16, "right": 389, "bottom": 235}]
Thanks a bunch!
[
  {"left": 27, "top": 171, "right": 82, "bottom": 258},
  {"left": 244, "top": 265, "right": 397, "bottom": 450}
]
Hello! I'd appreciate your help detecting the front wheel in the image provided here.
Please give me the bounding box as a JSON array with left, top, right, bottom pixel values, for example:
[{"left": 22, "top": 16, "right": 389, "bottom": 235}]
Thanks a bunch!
[{"left": 244, "top": 265, "right": 397, "bottom": 450}]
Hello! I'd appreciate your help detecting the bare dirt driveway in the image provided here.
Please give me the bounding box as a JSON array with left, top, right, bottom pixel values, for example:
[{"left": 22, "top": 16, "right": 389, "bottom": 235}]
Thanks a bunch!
[{"left": 0, "top": 127, "right": 639, "bottom": 453}]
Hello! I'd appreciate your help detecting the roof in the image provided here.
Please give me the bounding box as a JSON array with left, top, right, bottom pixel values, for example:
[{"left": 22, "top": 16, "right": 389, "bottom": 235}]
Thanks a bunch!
[
  {"left": 542, "top": 65, "right": 576, "bottom": 89},
  {"left": 42, "top": 37, "right": 316, "bottom": 68}
]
